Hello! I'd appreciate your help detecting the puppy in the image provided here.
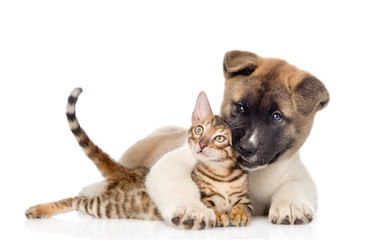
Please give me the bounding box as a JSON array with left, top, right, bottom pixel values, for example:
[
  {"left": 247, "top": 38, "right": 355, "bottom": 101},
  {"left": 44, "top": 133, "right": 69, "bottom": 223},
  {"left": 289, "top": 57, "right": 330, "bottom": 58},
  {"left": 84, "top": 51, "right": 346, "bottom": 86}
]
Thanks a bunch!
[
  {"left": 82, "top": 50, "right": 329, "bottom": 227},
  {"left": 221, "top": 50, "right": 329, "bottom": 224}
]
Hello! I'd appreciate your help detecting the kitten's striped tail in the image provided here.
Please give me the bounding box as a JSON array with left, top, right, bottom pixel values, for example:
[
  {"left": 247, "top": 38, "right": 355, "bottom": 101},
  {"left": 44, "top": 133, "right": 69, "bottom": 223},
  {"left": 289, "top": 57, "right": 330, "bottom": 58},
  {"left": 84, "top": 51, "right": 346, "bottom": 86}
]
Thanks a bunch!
[{"left": 66, "top": 88, "right": 126, "bottom": 179}]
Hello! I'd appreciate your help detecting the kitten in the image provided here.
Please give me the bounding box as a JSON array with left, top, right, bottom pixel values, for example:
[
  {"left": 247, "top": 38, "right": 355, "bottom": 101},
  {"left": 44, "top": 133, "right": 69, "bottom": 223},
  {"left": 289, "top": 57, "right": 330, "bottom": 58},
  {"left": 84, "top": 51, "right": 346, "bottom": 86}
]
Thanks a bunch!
[
  {"left": 189, "top": 114, "right": 252, "bottom": 227},
  {"left": 25, "top": 88, "right": 252, "bottom": 228}
]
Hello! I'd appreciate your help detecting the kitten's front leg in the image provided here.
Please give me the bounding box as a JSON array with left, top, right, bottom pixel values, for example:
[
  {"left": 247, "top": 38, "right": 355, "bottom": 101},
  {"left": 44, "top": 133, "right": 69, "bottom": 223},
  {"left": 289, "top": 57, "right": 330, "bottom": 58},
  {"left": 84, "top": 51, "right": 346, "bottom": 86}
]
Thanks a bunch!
[
  {"left": 229, "top": 204, "right": 252, "bottom": 227},
  {"left": 146, "top": 146, "right": 216, "bottom": 230},
  {"left": 214, "top": 211, "right": 230, "bottom": 227}
]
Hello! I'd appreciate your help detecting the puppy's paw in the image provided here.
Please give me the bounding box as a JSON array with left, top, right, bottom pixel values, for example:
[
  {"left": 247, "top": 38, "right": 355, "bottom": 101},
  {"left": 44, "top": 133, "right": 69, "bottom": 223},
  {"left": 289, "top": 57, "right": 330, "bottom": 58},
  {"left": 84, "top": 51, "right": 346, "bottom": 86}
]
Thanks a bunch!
[
  {"left": 269, "top": 200, "right": 314, "bottom": 225},
  {"left": 25, "top": 205, "right": 52, "bottom": 219},
  {"left": 167, "top": 204, "right": 216, "bottom": 230}
]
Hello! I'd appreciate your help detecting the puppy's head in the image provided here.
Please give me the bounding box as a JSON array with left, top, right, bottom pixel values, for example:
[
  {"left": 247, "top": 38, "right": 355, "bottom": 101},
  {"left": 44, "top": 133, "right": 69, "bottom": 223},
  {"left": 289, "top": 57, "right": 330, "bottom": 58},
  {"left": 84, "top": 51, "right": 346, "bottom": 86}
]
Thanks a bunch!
[{"left": 221, "top": 50, "right": 329, "bottom": 171}]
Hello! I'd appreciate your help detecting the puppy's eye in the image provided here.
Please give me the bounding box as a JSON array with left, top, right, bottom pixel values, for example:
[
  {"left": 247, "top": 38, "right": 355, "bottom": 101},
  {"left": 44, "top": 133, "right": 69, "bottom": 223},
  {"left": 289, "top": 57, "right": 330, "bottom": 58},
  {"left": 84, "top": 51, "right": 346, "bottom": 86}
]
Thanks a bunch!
[
  {"left": 194, "top": 126, "right": 204, "bottom": 135},
  {"left": 214, "top": 135, "right": 226, "bottom": 142},
  {"left": 271, "top": 111, "right": 283, "bottom": 123},
  {"left": 235, "top": 103, "right": 245, "bottom": 114}
]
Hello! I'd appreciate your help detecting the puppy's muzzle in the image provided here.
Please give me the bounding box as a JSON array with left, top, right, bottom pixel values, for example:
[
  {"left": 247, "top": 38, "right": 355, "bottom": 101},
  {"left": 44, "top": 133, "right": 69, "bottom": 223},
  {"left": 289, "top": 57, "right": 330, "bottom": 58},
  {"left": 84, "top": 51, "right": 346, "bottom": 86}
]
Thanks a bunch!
[
  {"left": 235, "top": 141, "right": 266, "bottom": 170},
  {"left": 237, "top": 141, "right": 257, "bottom": 158}
]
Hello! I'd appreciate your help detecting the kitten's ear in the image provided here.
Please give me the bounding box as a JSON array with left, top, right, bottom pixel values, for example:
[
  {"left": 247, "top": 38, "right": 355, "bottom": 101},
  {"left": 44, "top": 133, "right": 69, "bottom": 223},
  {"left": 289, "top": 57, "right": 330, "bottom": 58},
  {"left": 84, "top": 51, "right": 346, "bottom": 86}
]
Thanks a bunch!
[{"left": 192, "top": 91, "right": 213, "bottom": 124}]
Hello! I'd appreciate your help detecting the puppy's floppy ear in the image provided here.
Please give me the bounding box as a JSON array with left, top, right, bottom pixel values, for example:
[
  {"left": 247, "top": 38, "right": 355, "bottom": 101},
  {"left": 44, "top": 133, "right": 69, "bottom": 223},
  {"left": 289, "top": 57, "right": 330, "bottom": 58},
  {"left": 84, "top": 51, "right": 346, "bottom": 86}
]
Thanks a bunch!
[
  {"left": 292, "top": 75, "right": 330, "bottom": 116},
  {"left": 192, "top": 91, "right": 213, "bottom": 124},
  {"left": 223, "top": 50, "right": 259, "bottom": 78}
]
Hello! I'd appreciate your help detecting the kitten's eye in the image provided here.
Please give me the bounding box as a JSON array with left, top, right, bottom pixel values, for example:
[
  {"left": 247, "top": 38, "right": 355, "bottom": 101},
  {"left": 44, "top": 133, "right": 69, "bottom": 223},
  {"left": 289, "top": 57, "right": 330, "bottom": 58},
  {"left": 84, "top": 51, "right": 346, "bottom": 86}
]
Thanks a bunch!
[
  {"left": 271, "top": 111, "right": 283, "bottom": 123},
  {"left": 215, "top": 135, "right": 226, "bottom": 142},
  {"left": 194, "top": 126, "right": 204, "bottom": 135}
]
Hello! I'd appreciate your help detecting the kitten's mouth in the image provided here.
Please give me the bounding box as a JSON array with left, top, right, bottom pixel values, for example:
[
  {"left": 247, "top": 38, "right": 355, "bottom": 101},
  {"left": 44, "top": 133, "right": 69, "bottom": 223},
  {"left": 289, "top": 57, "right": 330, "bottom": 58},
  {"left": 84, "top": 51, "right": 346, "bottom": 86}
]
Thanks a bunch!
[
  {"left": 196, "top": 150, "right": 208, "bottom": 157},
  {"left": 191, "top": 145, "right": 210, "bottom": 159},
  {"left": 196, "top": 151, "right": 223, "bottom": 163}
]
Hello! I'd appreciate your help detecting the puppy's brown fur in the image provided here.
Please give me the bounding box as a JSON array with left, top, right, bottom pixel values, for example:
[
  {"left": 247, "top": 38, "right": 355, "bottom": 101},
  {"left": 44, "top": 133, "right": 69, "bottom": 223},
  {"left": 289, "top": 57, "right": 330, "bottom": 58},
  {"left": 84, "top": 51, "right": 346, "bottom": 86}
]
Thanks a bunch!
[
  {"left": 120, "top": 127, "right": 187, "bottom": 169},
  {"left": 221, "top": 50, "right": 329, "bottom": 170}
]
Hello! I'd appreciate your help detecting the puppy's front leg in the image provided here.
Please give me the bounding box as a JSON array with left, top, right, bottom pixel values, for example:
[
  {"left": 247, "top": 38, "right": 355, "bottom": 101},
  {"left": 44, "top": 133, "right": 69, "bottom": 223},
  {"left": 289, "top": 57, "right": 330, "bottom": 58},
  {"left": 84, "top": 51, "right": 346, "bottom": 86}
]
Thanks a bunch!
[
  {"left": 146, "top": 146, "right": 216, "bottom": 230},
  {"left": 269, "top": 179, "right": 317, "bottom": 225}
]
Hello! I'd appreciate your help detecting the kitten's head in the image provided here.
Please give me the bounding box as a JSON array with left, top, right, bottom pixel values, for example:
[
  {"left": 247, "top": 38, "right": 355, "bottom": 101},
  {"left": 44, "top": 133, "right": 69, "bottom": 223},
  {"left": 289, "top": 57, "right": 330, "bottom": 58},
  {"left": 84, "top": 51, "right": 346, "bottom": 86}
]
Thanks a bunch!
[{"left": 188, "top": 92, "right": 235, "bottom": 162}]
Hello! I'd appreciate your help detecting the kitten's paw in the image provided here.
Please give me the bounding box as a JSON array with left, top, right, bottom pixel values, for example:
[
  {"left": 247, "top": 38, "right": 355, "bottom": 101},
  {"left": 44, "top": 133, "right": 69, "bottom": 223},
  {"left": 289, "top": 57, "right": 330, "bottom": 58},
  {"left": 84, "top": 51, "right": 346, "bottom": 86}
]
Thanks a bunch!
[
  {"left": 269, "top": 200, "right": 314, "bottom": 225},
  {"left": 167, "top": 204, "right": 216, "bottom": 230},
  {"left": 229, "top": 204, "right": 251, "bottom": 227},
  {"left": 215, "top": 211, "right": 230, "bottom": 227},
  {"left": 25, "top": 205, "right": 52, "bottom": 219}
]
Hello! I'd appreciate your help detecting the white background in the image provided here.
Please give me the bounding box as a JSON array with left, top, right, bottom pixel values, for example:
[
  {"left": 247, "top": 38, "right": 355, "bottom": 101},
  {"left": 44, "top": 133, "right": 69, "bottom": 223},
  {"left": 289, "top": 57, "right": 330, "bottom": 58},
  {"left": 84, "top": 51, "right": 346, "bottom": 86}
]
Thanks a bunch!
[{"left": 1, "top": 0, "right": 376, "bottom": 239}]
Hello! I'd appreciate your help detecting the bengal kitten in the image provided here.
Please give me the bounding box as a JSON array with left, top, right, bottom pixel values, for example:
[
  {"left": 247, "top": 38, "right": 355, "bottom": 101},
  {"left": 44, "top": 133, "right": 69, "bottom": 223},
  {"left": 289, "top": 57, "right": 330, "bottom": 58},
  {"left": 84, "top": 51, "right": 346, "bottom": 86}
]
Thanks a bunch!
[
  {"left": 188, "top": 115, "right": 252, "bottom": 227},
  {"left": 25, "top": 88, "right": 252, "bottom": 227}
]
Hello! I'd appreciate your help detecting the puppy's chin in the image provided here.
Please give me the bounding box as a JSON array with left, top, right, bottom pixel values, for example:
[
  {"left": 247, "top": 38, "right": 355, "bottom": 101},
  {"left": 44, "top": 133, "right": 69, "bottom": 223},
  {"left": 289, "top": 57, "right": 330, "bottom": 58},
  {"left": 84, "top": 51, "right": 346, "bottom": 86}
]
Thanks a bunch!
[{"left": 236, "top": 156, "right": 268, "bottom": 171}]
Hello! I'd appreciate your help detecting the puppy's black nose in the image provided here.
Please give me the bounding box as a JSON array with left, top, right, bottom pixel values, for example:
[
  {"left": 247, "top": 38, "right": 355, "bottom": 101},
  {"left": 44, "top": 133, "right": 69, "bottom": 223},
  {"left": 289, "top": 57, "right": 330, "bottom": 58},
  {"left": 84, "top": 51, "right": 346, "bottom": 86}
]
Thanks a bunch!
[{"left": 238, "top": 142, "right": 257, "bottom": 157}]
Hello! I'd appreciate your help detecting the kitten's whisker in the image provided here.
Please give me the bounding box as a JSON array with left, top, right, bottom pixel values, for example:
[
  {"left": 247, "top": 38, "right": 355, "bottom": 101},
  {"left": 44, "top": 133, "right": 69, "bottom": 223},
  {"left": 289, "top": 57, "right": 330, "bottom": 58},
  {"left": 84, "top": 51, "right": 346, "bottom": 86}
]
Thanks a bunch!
[
  {"left": 230, "top": 125, "right": 248, "bottom": 130},
  {"left": 229, "top": 120, "right": 249, "bottom": 129},
  {"left": 229, "top": 120, "right": 249, "bottom": 130}
]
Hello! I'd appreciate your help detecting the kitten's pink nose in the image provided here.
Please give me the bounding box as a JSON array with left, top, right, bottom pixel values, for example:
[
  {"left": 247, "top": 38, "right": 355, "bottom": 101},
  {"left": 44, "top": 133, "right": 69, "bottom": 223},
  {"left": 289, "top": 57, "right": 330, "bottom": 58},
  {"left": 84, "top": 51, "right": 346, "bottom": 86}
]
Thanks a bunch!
[{"left": 199, "top": 142, "right": 207, "bottom": 149}]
